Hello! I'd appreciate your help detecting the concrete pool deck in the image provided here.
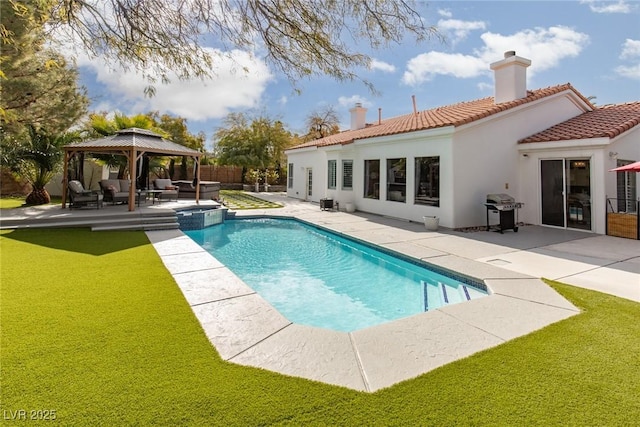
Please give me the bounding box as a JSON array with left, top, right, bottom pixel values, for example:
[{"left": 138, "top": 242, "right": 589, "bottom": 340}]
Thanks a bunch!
[{"left": 146, "top": 194, "right": 639, "bottom": 392}]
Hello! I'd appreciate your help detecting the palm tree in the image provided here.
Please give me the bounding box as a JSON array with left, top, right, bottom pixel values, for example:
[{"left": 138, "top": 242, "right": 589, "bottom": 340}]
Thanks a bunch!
[{"left": 8, "top": 125, "right": 81, "bottom": 205}]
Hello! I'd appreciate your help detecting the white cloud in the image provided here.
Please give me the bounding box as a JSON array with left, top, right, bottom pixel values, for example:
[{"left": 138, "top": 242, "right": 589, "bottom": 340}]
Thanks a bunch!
[
  {"left": 438, "top": 9, "right": 453, "bottom": 18},
  {"left": 437, "top": 19, "right": 486, "bottom": 43},
  {"left": 76, "top": 48, "right": 272, "bottom": 122},
  {"left": 477, "top": 82, "right": 493, "bottom": 92},
  {"left": 403, "top": 52, "right": 486, "bottom": 85},
  {"left": 479, "top": 26, "right": 589, "bottom": 72},
  {"left": 581, "top": 0, "right": 634, "bottom": 13},
  {"left": 615, "top": 64, "right": 640, "bottom": 79},
  {"left": 616, "top": 39, "right": 640, "bottom": 79},
  {"left": 370, "top": 59, "right": 396, "bottom": 73},
  {"left": 337, "top": 95, "right": 370, "bottom": 108},
  {"left": 402, "top": 25, "right": 589, "bottom": 86},
  {"left": 278, "top": 95, "right": 288, "bottom": 105},
  {"left": 620, "top": 39, "right": 640, "bottom": 59}
]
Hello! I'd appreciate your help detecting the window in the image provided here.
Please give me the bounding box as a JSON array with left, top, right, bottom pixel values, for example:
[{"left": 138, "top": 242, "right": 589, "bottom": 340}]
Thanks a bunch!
[
  {"left": 387, "top": 158, "right": 406, "bottom": 203},
  {"left": 415, "top": 157, "right": 440, "bottom": 206},
  {"left": 328, "top": 160, "right": 337, "bottom": 189},
  {"left": 342, "top": 160, "right": 353, "bottom": 190},
  {"left": 617, "top": 160, "right": 637, "bottom": 213},
  {"left": 288, "top": 163, "right": 293, "bottom": 188},
  {"left": 364, "top": 160, "right": 380, "bottom": 199}
]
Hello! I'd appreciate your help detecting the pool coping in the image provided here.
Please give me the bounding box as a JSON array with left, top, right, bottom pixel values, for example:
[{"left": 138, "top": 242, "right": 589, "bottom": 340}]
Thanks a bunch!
[{"left": 147, "top": 209, "right": 580, "bottom": 392}]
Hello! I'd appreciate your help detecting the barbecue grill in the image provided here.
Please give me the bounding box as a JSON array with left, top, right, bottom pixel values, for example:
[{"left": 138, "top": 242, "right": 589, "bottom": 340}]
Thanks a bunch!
[
  {"left": 484, "top": 193, "right": 522, "bottom": 233},
  {"left": 320, "top": 198, "right": 334, "bottom": 211}
]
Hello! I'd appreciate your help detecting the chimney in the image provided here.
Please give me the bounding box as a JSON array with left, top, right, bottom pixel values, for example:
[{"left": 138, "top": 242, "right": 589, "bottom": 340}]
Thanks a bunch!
[
  {"left": 349, "top": 103, "right": 367, "bottom": 130},
  {"left": 489, "top": 51, "right": 531, "bottom": 104}
]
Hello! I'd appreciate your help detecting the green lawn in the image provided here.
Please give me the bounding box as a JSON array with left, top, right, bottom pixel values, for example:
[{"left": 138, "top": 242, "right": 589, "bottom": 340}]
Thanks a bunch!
[
  {"left": 0, "top": 197, "right": 26, "bottom": 209},
  {"left": 1, "top": 228, "right": 639, "bottom": 425},
  {"left": 0, "top": 196, "right": 62, "bottom": 209},
  {"left": 220, "top": 190, "right": 282, "bottom": 210}
]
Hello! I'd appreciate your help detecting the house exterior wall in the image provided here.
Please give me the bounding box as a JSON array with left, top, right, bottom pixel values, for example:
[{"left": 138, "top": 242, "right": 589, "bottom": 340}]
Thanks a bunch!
[
  {"left": 286, "top": 129, "right": 456, "bottom": 225},
  {"left": 450, "top": 93, "right": 587, "bottom": 228},
  {"left": 348, "top": 129, "right": 455, "bottom": 226},
  {"left": 517, "top": 143, "right": 608, "bottom": 234},
  {"left": 514, "top": 127, "right": 638, "bottom": 235},
  {"left": 286, "top": 148, "right": 324, "bottom": 201},
  {"left": 286, "top": 91, "right": 633, "bottom": 235},
  {"left": 605, "top": 127, "right": 640, "bottom": 200}
]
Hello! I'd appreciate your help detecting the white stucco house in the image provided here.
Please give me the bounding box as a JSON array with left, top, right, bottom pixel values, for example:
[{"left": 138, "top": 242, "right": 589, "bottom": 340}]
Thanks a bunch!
[{"left": 285, "top": 52, "right": 640, "bottom": 235}]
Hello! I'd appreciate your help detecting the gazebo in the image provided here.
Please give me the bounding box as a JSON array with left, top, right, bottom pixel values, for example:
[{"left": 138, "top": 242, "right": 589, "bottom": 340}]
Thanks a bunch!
[{"left": 62, "top": 128, "right": 202, "bottom": 211}]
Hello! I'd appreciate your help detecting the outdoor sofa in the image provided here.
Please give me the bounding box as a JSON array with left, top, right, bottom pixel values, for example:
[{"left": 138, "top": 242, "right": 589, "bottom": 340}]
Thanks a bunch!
[
  {"left": 99, "top": 179, "right": 131, "bottom": 204},
  {"left": 153, "top": 179, "right": 180, "bottom": 201},
  {"left": 172, "top": 180, "right": 220, "bottom": 200}
]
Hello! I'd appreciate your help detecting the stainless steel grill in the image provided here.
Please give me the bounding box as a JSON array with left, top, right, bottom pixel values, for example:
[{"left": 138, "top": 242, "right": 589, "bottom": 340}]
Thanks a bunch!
[{"left": 484, "top": 193, "right": 522, "bottom": 233}]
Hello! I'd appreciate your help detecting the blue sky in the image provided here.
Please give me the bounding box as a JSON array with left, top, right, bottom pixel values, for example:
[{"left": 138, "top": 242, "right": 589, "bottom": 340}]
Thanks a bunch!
[{"left": 74, "top": 1, "right": 640, "bottom": 149}]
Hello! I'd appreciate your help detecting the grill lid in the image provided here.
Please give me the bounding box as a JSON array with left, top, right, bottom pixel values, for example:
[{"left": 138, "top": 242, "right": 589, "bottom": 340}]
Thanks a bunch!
[{"left": 486, "top": 193, "right": 515, "bottom": 205}]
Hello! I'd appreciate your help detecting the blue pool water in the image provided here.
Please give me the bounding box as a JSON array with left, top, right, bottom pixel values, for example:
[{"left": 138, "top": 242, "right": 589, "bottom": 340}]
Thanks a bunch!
[{"left": 185, "top": 218, "right": 487, "bottom": 332}]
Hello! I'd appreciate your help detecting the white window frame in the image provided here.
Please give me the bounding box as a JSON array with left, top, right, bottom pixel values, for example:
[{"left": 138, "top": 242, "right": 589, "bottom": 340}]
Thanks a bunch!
[
  {"left": 328, "top": 160, "right": 337, "bottom": 189},
  {"left": 342, "top": 160, "right": 353, "bottom": 190}
]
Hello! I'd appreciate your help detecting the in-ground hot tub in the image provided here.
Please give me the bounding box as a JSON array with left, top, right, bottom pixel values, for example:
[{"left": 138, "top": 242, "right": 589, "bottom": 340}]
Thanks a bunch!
[{"left": 175, "top": 207, "right": 227, "bottom": 230}]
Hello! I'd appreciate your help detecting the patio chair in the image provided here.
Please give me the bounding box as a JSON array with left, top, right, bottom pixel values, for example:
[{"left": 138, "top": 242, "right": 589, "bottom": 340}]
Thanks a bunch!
[
  {"left": 153, "top": 178, "right": 179, "bottom": 201},
  {"left": 99, "top": 179, "right": 131, "bottom": 204},
  {"left": 68, "top": 180, "right": 103, "bottom": 209}
]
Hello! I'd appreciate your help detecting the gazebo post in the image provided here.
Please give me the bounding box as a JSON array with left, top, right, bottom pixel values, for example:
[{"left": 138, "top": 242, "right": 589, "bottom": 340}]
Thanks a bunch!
[
  {"left": 128, "top": 148, "right": 136, "bottom": 211},
  {"left": 195, "top": 156, "right": 201, "bottom": 204},
  {"left": 61, "top": 150, "right": 70, "bottom": 209}
]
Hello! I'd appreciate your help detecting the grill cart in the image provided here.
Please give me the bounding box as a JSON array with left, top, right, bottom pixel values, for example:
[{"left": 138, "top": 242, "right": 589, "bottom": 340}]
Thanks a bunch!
[
  {"left": 320, "top": 198, "right": 334, "bottom": 211},
  {"left": 484, "top": 193, "right": 523, "bottom": 233}
]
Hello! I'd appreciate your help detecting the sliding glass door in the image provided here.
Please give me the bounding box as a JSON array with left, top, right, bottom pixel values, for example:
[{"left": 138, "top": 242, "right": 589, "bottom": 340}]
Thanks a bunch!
[
  {"left": 541, "top": 160, "right": 564, "bottom": 227},
  {"left": 540, "top": 159, "right": 591, "bottom": 230}
]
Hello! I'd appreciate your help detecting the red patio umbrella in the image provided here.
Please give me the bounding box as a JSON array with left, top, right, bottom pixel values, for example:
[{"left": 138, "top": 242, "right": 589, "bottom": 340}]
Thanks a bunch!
[{"left": 609, "top": 161, "right": 640, "bottom": 172}]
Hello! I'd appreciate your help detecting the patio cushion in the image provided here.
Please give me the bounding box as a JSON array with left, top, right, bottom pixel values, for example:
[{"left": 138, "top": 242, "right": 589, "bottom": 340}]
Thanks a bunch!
[
  {"left": 100, "top": 179, "right": 131, "bottom": 204},
  {"left": 68, "top": 180, "right": 84, "bottom": 194},
  {"left": 68, "top": 180, "right": 102, "bottom": 209},
  {"left": 100, "top": 179, "right": 121, "bottom": 192},
  {"left": 154, "top": 179, "right": 173, "bottom": 189}
]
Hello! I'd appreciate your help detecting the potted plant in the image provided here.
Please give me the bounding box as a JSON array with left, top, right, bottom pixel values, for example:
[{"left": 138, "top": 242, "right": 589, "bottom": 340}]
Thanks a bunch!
[
  {"left": 245, "top": 169, "right": 262, "bottom": 192},
  {"left": 423, "top": 215, "right": 439, "bottom": 231}
]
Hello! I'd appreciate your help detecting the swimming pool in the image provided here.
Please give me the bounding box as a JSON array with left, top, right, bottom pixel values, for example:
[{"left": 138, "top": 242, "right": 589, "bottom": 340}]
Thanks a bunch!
[{"left": 185, "top": 218, "right": 487, "bottom": 332}]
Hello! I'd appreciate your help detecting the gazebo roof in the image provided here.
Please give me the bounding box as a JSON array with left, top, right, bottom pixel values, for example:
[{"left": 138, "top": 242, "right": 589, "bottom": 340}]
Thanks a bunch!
[{"left": 64, "top": 128, "right": 201, "bottom": 157}]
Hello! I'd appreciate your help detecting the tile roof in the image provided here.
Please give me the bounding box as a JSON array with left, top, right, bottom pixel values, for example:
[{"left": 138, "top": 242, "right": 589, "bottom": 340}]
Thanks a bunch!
[
  {"left": 289, "top": 83, "right": 591, "bottom": 150},
  {"left": 519, "top": 101, "right": 640, "bottom": 143}
]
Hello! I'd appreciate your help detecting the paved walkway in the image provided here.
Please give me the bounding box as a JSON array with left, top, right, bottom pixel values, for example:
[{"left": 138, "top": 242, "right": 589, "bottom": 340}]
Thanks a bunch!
[{"left": 145, "top": 194, "right": 639, "bottom": 392}]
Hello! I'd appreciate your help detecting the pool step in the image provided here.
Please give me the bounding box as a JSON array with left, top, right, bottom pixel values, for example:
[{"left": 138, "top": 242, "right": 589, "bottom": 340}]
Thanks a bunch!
[
  {"left": 0, "top": 210, "right": 178, "bottom": 232},
  {"left": 422, "top": 281, "right": 485, "bottom": 311}
]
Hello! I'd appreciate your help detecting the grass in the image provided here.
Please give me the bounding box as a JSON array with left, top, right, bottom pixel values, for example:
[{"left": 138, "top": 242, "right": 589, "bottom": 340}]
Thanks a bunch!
[
  {"left": 0, "top": 196, "right": 62, "bottom": 210},
  {"left": 220, "top": 190, "right": 282, "bottom": 210},
  {"left": 0, "top": 197, "right": 26, "bottom": 209},
  {"left": 1, "top": 228, "right": 639, "bottom": 425}
]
